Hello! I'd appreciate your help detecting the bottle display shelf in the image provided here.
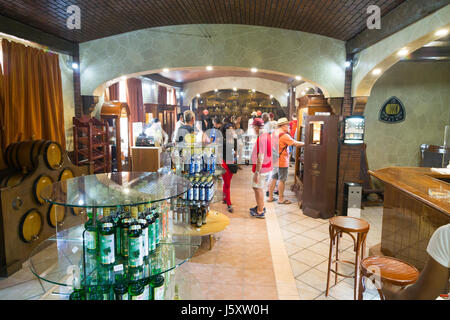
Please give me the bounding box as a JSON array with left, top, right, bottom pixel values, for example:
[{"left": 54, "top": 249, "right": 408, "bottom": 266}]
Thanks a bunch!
[
  {"left": 29, "top": 221, "right": 201, "bottom": 289},
  {"left": 39, "top": 265, "right": 205, "bottom": 300},
  {"left": 40, "top": 171, "right": 192, "bottom": 208}
]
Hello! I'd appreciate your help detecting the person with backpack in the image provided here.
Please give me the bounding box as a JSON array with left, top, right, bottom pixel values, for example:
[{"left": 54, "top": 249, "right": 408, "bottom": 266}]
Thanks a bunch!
[
  {"left": 267, "top": 117, "right": 304, "bottom": 204},
  {"left": 221, "top": 117, "right": 238, "bottom": 213}
]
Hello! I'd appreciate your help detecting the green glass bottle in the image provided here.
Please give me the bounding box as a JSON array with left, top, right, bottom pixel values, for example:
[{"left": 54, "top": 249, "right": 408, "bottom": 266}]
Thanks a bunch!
[
  {"left": 146, "top": 211, "right": 156, "bottom": 254},
  {"left": 100, "top": 284, "right": 112, "bottom": 300},
  {"left": 84, "top": 209, "right": 98, "bottom": 253},
  {"left": 128, "top": 265, "right": 145, "bottom": 300},
  {"left": 119, "top": 214, "right": 132, "bottom": 258},
  {"left": 86, "top": 286, "right": 103, "bottom": 300},
  {"left": 129, "top": 281, "right": 145, "bottom": 300},
  {"left": 153, "top": 207, "right": 161, "bottom": 247},
  {"left": 113, "top": 206, "right": 122, "bottom": 257},
  {"left": 113, "top": 281, "right": 129, "bottom": 300},
  {"left": 69, "top": 275, "right": 85, "bottom": 300},
  {"left": 128, "top": 224, "right": 143, "bottom": 268},
  {"left": 99, "top": 208, "right": 116, "bottom": 265},
  {"left": 151, "top": 275, "right": 165, "bottom": 300},
  {"left": 138, "top": 205, "right": 149, "bottom": 259}
]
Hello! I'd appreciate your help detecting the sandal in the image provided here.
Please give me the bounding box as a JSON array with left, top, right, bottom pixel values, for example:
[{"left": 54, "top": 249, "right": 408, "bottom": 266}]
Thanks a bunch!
[
  {"left": 267, "top": 198, "right": 278, "bottom": 203},
  {"left": 278, "top": 199, "right": 292, "bottom": 205}
]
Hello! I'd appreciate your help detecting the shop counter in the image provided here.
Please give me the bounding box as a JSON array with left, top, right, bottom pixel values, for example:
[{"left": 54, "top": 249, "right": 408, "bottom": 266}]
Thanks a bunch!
[{"left": 369, "top": 167, "right": 450, "bottom": 270}]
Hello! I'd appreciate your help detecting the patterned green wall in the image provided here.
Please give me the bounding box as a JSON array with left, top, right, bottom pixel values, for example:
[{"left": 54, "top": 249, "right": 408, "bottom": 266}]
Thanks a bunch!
[
  {"left": 79, "top": 24, "right": 346, "bottom": 97},
  {"left": 364, "top": 61, "right": 450, "bottom": 172}
]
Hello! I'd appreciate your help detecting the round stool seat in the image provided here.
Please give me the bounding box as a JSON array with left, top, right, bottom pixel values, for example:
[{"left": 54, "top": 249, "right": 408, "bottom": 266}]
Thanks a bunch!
[
  {"left": 361, "top": 256, "right": 419, "bottom": 287},
  {"left": 330, "top": 216, "right": 370, "bottom": 233}
]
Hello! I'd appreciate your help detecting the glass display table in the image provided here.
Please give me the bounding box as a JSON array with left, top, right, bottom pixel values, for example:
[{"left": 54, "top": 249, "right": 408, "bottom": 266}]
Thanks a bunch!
[{"left": 30, "top": 171, "right": 202, "bottom": 300}]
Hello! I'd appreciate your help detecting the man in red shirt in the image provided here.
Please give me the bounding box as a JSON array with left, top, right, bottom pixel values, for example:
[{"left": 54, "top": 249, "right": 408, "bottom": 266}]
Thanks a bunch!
[
  {"left": 250, "top": 118, "right": 272, "bottom": 218},
  {"left": 268, "top": 118, "right": 304, "bottom": 204}
]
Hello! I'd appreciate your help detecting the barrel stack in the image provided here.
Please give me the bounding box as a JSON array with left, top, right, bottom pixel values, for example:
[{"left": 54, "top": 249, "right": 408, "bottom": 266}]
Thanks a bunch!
[{"left": 0, "top": 140, "right": 91, "bottom": 276}]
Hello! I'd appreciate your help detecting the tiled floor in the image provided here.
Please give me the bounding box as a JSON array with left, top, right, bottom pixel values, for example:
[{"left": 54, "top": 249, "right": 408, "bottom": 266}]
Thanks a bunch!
[{"left": 0, "top": 165, "right": 384, "bottom": 300}]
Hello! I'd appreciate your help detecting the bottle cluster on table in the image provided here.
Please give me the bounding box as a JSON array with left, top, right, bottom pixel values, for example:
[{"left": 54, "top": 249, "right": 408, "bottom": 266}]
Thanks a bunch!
[
  {"left": 171, "top": 147, "right": 217, "bottom": 176},
  {"left": 170, "top": 197, "right": 209, "bottom": 228},
  {"left": 70, "top": 202, "right": 175, "bottom": 300}
]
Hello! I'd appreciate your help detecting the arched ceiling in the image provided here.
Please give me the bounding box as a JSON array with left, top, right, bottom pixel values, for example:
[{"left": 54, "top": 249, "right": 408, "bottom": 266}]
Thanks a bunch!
[{"left": 0, "top": 0, "right": 405, "bottom": 43}]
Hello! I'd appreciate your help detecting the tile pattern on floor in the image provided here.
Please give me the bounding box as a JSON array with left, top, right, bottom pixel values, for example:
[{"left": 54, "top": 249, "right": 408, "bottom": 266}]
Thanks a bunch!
[{"left": 273, "top": 167, "right": 383, "bottom": 300}]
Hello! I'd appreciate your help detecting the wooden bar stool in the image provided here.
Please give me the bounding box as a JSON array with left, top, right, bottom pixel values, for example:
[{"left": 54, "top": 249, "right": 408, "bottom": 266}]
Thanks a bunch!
[
  {"left": 325, "top": 216, "right": 370, "bottom": 300},
  {"left": 359, "top": 256, "right": 419, "bottom": 300}
]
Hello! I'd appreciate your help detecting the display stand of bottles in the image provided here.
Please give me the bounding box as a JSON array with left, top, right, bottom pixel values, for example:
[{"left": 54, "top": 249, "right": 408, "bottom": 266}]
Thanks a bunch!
[
  {"left": 170, "top": 145, "right": 222, "bottom": 228},
  {"left": 70, "top": 203, "right": 177, "bottom": 300}
]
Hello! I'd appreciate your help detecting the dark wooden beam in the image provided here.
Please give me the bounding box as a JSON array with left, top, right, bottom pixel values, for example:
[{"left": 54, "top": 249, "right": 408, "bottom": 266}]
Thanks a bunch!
[
  {"left": 143, "top": 74, "right": 184, "bottom": 89},
  {"left": 0, "top": 14, "right": 78, "bottom": 56},
  {"left": 346, "top": 0, "right": 450, "bottom": 54}
]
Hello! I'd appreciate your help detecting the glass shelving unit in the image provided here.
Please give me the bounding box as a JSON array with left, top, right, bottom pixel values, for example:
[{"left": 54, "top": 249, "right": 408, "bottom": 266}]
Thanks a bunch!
[{"left": 29, "top": 171, "right": 203, "bottom": 300}]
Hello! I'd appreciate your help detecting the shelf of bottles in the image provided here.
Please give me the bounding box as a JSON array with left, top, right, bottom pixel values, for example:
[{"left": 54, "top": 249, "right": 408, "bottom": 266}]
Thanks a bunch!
[
  {"left": 169, "top": 143, "right": 225, "bottom": 230},
  {"left": 30, "top": 171, "right": 202, "bottom": 300}
]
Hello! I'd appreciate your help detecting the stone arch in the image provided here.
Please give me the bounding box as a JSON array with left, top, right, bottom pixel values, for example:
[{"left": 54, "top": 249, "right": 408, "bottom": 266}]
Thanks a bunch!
[
  {"left": 352, "top": 5, "right": 450, "bottom": 97},
  {"left": 80, "top": 24, "right": 346, "bottom": 98}
]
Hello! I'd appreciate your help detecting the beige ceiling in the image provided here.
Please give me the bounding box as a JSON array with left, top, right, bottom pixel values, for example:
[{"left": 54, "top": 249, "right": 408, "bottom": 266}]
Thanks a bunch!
[{"left": 158, "top": 67, "right": 299, "bottom": 84}]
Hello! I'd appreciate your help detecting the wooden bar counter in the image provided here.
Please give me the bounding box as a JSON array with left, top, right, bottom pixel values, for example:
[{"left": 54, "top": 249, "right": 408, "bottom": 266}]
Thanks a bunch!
[{"left": 369, "top": 167, "right": 450, "bottom": 270}]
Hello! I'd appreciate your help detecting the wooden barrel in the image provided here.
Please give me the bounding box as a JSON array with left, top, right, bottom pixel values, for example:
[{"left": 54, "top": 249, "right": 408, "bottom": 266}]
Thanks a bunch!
[
  {"left": 47, "top": 204, "right": 66, "bottom": 228},
  {"left": 5, "top": 142, "right": 21, "bottom": 169},
  {"left": 16, "top": 140, "right": 41, "bottom": 171},
  {"left": 42, "top": 141, "right": 63, "bottom": 170},
  {"left": 0, "top": 172, "right": 26, "bottom": 188},
  {"left": 71, "top": 207, "right": 83, "bottom": 216},
  {"left": 5, "top": 140, "right": 63, "bottom": 171},
  {"left": 33, "top": 174, "right": 54, "bottom": 204},
  {"left": 19, "top": 209, "right": 43, "bottom": 242},
  {"left": 59, "top": 168, "right": 74, "bottom": 194}
]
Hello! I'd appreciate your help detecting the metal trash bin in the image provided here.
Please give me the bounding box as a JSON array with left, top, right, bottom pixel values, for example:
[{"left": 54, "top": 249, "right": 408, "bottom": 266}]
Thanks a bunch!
[{"left": 343, "top": 182, "right": 362, "bottom": 218}]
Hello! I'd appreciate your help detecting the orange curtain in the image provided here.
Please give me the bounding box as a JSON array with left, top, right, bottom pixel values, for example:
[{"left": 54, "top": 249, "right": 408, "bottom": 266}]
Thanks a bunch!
[
  {"left": 0, "top": 39, "right": 66, "bottom": 152},
  {"left": 0, "top": 46, "right": 5, "bottom": 170},
  {"left": 126, "top": 78, "right": 144, "bottom": 123},
  {"left": 108, "top": 82, "right": 119, "bottom": 101}
]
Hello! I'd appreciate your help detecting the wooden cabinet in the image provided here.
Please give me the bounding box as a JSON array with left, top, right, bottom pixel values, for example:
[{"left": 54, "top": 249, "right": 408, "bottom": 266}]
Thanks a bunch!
[
  {"left": 302, "top": 115, "right": 339, "bottom": 219},
  {"left": 293, "top": 94, "right": 334, "bottom": 207},
  {"left": 100, "top": 102, "right": 132, "bottom": 172},
  {"left": 73, "top": 116, "right": 110, "bottom": 173}
]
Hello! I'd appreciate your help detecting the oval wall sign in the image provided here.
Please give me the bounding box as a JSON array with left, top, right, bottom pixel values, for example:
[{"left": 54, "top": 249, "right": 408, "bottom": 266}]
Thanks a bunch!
[{"left": 379, "top": 96, "right": 406, "bottom": 123}]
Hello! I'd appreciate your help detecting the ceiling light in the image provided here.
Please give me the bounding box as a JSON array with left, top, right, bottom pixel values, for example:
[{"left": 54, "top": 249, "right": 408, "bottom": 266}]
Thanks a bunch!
[
  {"left": 372, "top": 68, "right": 382, "bottom": 75},
  {"left": 162, "top": 68, "right": 169, "bottom": 72},
  {"left": 251, "top": 68, "right": 258, "bottom": 73},
  {"left": 206, "top": 66, "right": 213, "bottom": 71},
  {"left": 286, "top": 92, "right": 290, "bottom": 96},
  {"left": 71, "top": 62, "right": 79, "bottom": 69},
  {"left": 435, "top": 29, "right": 448, "bottom": 37},
  {"left": 214, "top": 89, "right": 218, "bottom": 92},
  {"left": 295, "top": 75, "right": 302, "bottom": 81},
  {"left": 345, "top": 61, "right": 351, "bottom": 68},
  {"left": 196, "top": 93, "right": 200, "bottom": 98},
  {"left": 233, "top": 88, "right": 237, "bottom": 91},
  {"left": 180, "top": 92, "right": 184, "bottom": 96},
  {"left": 252, "top": 89, "right": 256, "bottom": 93},
  {"left": 397, "top": 48, "right": 409, "bottom": 57},
  {"left": 270, "top": 95, "right": 273, "bottom": 99}
]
